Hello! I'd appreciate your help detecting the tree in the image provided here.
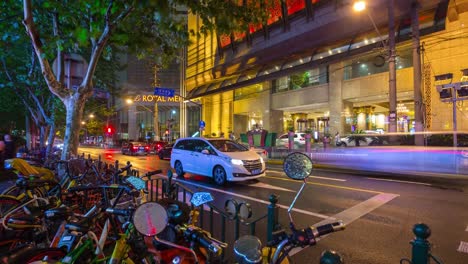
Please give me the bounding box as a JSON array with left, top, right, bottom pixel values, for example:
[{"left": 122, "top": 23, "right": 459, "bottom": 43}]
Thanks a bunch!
[
  {"left": 0, "top": 1, "right": 65, "bottom": 156},
  {"left": 21, "top": 0, "right": 269, "bottom": 158}
]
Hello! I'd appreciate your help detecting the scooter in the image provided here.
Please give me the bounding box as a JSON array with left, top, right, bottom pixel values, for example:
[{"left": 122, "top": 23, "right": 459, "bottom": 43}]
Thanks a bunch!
[{"left": 233, "top": 152, "right": 346, "bottom": 264}]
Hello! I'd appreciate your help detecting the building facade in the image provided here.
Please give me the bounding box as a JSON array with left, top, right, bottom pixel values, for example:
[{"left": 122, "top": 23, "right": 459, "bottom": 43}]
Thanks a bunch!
[{"left": 184, "top": 0, "right": 468, "bottom": 141}]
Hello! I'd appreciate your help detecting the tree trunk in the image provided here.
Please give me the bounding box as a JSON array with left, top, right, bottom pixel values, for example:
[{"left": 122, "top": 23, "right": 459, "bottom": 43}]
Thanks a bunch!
[
  {"left": 45, "top": 123, "right": 56, "bottom": 159},
  {"left": 62, "top": 94, "right": 86, "bottom": 159}
]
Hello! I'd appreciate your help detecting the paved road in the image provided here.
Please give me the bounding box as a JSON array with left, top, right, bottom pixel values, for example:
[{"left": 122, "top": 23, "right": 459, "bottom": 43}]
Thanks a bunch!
[
  {"left": 2, "top": 147, "right": 467, "bottom": 263},
  {"left": 75, "top": 147, "right": 468, "bottom": 264}
]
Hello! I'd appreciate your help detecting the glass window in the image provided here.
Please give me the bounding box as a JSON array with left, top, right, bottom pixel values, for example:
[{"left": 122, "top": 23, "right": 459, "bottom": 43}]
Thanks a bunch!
[
  {"left": 272, "top": 65, "right": 328, "bottom": 93},
  {"left": 174, "top": 139, "right": 195, "bottom": 151},
  {"left": 193, "top": 139, "right": 210, "bottom": 153},
  {"left": 234, "top": 84, "right": 264, "bottom": 100},
  {"left": 209, "top": 139, "right": 248, "bottom": 152},
  {"left": 343, "top": 47, "right": 413, "bottom": 80}
]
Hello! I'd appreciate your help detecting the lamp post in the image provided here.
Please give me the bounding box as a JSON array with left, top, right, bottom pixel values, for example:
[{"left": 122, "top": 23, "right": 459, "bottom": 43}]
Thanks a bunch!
[{"left": 353, "top": 0, "right": 397, "bottom": 136}]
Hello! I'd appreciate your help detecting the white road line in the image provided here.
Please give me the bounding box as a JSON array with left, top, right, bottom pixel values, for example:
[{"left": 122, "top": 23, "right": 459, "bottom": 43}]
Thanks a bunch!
[
  {"left": 241, "top": 182, "right": 294, "bottom": 192},
  {"left": 366, "top": 177, "right": 432, "bottom": 186},
  {"left": 266, "top": 170, "right": 347, "bottom": 182},
  {"left": 175, "top": 178, "right": 332, "bottom": 220},
  {"left": 458, "top": 241, "right": 468, "bottom": 254},
  {"left": 290, "top": 192, "right": 400, "bottom": 256}
]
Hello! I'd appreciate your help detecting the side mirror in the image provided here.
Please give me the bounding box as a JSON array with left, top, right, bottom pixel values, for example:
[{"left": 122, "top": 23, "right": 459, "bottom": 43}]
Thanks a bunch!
[
  {"left": 124, "top": 176, "right": 146, "bottom": 191},
  {"left": 133, "top": 202, "right": 168, "bottom": 236},
  {"left": 190, "top": 192, "right": 214, "bottom": 207},
  {"left": 283, "top": 152, "right": 313, "bottom": 180}
]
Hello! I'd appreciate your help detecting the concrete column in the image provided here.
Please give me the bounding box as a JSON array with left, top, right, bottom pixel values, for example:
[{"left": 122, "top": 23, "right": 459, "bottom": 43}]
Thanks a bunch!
[
  {"left": 264, "top": 109, "right": 284, "bottom": 134},
  {"left": 154, "top": 103, "right": 160, "bottom": 140},
  {"left": 329, "top": 63, "right": 345, "bottom": 135},
  {"left": 412, "top": 1, "right": 424, "bottom": 146},
  {"left": 128, "top": 104, "right": 137, "bottom": 141}
]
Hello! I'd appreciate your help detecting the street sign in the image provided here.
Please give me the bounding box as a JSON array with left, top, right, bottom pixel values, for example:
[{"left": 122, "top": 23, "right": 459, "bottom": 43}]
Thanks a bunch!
[
  {"left": 199, "top": 120, "right": 205, "bottom": 128},
  {"left": 154, "top": 87, "right": 175, "bottom": 97}
]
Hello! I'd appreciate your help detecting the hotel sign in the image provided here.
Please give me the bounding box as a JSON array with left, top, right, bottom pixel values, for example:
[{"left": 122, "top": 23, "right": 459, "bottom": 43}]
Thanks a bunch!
[{"left": 133, "top": 94, "right": 182, "bottom": 103}]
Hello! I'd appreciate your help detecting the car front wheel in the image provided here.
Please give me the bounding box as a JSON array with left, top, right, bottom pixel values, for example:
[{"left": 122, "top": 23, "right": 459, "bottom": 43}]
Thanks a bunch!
[
  {"left": 174, "top": 161, "right": 185, "bottom": 179},
  {"left": 213, "top": 166, "right": 227, "bottom": 186}
]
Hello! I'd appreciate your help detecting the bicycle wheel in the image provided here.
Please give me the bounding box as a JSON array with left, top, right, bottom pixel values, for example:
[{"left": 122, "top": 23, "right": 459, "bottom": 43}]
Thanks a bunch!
[
  {"left": 0, "top": 196, "right": 22, "bottom": 218},
  {"left": 9, "top": 247, "right": 66, "bottom": 264}
]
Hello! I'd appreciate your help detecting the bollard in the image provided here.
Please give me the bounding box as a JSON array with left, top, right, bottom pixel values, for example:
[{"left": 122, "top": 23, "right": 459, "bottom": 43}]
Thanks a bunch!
[
  {"left": 267, "top": 194, "right": 279, "bottom": 242},
  {"left": 320, "top": 250, "right": 344, "bottom": 264},
  {"left": 411, "top": 223, "right": 431, "bottom": 264}
]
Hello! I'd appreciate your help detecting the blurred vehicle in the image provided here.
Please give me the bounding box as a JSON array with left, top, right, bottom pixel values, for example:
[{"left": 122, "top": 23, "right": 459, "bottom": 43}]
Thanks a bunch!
[
  {"left": 151, "top": 141, "right": 168, "bottom": 154},
  {"left": 275, "top": 133, "right": 306, "bottom": 148},
  {"left": 170, "top": 137, "right": 266, "bottom": 185},
  {"left": 157, "top": 143, "right": 173, "bottom": 160},
  {"left": 121, "top": 142, "right": 150, "bottom": 156},
  {"left": 337, "top": 135, "right": 387, "bottom": 147}
]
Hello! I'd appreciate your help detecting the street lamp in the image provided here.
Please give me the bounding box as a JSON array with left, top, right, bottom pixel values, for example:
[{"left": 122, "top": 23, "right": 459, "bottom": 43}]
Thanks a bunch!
[{"left": 353, "top": 0, "right": 397, "bottom": 136}]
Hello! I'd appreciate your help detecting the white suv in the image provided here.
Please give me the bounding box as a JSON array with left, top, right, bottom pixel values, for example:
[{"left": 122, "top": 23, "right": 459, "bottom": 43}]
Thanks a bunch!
[{"left": 170, "top": 137, "right": 266, "bottom": 185}]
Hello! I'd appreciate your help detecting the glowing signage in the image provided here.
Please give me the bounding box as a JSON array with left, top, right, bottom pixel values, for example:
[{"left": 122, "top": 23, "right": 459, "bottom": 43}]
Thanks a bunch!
[{"left": 134, "top": 95, "right": 182, "bottom": 103}]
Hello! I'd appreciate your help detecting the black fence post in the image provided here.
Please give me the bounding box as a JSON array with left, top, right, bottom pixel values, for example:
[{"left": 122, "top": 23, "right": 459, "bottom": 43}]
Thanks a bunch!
[
  {"left": 267, "top": 194, "right": 279, "bottom": 242},
  {"left": 411, "top": 223, "right": 431, "bottom": 264}
]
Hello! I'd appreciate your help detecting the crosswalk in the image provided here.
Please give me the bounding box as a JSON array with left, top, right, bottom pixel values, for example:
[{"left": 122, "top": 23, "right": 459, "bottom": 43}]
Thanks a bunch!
[{"left": 458, "top": 226, "right": 468, "bottom": 254}]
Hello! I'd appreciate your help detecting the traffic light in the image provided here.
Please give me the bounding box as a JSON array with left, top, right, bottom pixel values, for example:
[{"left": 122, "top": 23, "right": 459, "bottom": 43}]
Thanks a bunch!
[{"left": 105, "top": 125, "right": 114, "bottom": 135}]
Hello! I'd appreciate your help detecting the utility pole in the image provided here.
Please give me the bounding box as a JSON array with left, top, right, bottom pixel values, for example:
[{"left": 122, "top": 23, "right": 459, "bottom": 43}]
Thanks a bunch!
[
  {"left": 412, "top": 1, "right": 424, "bottom": 146},
  {"left": 388, "top": 0, "right": 397, "bottom": 135}
]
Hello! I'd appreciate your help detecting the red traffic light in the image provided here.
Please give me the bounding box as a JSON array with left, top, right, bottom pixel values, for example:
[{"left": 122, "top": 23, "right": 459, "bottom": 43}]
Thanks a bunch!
[{"left": 105, "top": 125, "right": 114, "bottom": 135}]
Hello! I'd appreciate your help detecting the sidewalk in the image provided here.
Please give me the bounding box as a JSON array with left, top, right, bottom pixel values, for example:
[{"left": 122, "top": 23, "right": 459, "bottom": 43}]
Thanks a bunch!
[{"left": 266, "top": 146, "right": 468, "bottom": 186}]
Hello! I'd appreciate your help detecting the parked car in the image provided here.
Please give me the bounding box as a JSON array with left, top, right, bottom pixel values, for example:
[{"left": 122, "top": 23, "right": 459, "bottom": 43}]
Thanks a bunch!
[
  {"left": 157, "top": 143, "right": 173, "bottom": 160},
  {"left": 275, "top": 133, "right": 307, "bottom": 148},
  {"left": 151, "top": 141, "right": 168, "bottom": 154},
  {"left": 170, "top": 137, "right": 266, "bottom": 185},
  {"left": 121, "top": 142, "right": 150, "bottom": 156},
  {"left": 337, "top": 135, "right": 387, "bottom": 147}
]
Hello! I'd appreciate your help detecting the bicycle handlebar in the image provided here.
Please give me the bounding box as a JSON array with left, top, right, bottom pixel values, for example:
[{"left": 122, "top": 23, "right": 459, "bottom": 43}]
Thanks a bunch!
[
  {"left": 292, "top": 221, "right": 345, "bottom": 247},
  {"left": 179, "top": 225, "right": 225, "bottom": 255}
]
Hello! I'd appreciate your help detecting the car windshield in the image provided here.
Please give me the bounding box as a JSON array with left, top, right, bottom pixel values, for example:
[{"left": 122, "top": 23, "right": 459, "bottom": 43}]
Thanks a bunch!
[{"left": 209, "top": 139, "right": 248, "bottom": 152}]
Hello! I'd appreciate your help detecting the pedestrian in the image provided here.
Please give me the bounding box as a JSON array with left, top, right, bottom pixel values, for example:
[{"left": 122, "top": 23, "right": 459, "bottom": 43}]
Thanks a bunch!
[
  {"left": 3, "top": 134, "right": 15, "bottom": 160},
  {"left": 335, "top": 132, "right": 341, "bottom": 146}
]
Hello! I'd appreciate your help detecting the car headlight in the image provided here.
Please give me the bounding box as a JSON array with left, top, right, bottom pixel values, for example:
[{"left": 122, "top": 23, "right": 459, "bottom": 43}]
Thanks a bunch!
[
  {"left": 259, "top": 156, "right": 264, "bottom": 163},
  {"left": 231, "top": 159, "right": 244, "bottom": 165}
]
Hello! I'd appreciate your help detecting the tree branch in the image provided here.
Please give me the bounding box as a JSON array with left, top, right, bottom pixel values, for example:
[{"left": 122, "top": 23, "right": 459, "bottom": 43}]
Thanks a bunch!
[
  {"left": 52, "top": 11, "right": 64, "bottom": 84},
  {"left": 1, "top": 57, "right": 14, "bottom": 82},
  {"left": 22, "top": 0, "right": 67, "bottom": 100},
  {"left": 81, "top": 4, "right": 134, "bottom": 94}
]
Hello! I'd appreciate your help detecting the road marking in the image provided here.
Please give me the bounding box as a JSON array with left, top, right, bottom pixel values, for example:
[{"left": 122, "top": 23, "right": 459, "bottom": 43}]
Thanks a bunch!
[
  {"left": 174, "top": 178, "right": 332, "bottom": 220},
  {"left": 266, "top": 170, "right": 346, "bottom": 182},
  {"left": 242, "top": 182, "right": 294, "bottom": 192},
  {"left": 290, "top": 192, "right": 400, "bottom": 256},
  {"left": 366, "top": 177, "right": 432, "bottom": 186},
  {"left": 458, "top": 241, "right": 468, "bottom": 254},
  {"left": 264, "top": 176, "right": 383, "bottom": 194}
]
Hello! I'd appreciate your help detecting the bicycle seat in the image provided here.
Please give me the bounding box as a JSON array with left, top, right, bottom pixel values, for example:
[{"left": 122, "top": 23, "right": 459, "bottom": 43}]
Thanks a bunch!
[
  {"left": 7, "top": 214, "right": 42, "bottom": 227},
  {"left": 45, "top": 206, "right": 75, "bottom": 220},
  {"left": 65, "top": 218, "right": 93, "bottom": 233}
]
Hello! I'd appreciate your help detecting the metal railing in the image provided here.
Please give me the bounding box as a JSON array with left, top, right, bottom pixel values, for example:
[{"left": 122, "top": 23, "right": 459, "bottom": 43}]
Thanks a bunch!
[{"left": 141, "top": 170, "right": 281, "bottom": 261}]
